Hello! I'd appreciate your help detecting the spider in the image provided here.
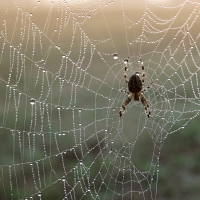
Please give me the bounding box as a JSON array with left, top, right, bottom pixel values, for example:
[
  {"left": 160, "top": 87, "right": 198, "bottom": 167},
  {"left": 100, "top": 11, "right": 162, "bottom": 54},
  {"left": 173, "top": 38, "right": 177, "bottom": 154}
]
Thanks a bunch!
[{"left": 119, "top": 57, "right": 153, "bottom": 118}]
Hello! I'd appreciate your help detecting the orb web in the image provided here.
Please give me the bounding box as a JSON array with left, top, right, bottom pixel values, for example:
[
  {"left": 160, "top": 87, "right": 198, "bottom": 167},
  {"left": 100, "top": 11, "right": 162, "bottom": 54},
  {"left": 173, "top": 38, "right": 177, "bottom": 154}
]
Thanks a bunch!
[{"left": 0, "top": 0, "right": 200, "bottom": 199}]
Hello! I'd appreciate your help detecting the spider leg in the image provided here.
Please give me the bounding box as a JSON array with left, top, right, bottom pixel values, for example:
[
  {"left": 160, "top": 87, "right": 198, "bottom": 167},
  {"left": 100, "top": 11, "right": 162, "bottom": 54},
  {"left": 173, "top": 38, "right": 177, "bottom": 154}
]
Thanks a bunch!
[
  {"left": 119, "top": 89, "right": 130, "bottom": 94},
  {"left": 119, "top": 96, "right": 132, "bottom": 117},
  {"left": 140, "top": 93, "right": 151, "bottom": 118},
  {"left": 139, "top": 57, "right": 145, "bottom": 85},
  {"left": 123, "top": 57, "right": 129, "bottom": 83},
  {"left": 142, "top": 82, "right": 153, "bottom": 93}
]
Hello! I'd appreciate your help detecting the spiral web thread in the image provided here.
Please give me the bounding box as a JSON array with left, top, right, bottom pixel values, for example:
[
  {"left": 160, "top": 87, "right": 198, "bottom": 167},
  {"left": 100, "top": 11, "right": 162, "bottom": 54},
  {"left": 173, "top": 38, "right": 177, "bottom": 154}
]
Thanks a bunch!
[{"left": 0, "top": 0, "right": 200, "bottom": 199}]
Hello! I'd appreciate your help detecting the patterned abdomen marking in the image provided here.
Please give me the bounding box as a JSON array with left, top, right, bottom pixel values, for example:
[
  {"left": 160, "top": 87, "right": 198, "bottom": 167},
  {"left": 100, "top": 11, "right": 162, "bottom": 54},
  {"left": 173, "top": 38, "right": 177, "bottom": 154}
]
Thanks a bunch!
[{"left": 128, "top": 74, "right": 142, "bottom": 93}]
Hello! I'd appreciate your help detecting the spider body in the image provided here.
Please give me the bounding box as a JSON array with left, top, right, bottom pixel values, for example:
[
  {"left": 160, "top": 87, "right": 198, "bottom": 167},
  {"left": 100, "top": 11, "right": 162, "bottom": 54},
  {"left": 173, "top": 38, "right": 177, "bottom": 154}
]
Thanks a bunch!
[
  {"left": 119, "top": 57, "right": 153, "bottom": 118},
  {"left": 128, "top": 74, "right": 142, "bottom": 101}
]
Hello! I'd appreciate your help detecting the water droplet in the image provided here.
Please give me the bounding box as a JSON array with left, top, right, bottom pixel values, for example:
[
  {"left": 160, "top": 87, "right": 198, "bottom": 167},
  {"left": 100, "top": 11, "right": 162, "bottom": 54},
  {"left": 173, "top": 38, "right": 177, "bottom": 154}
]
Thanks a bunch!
[
  {"left": 113, "top": 53, "right": 118, "bottom": 59},
  {"left": 30, "top": 99, "right": 35, "bottom": 105},
  {"left": 135, "top": 72, "right": 140, "bottom": 76},
  {"left": 38, "top": 192, "right": 41, "bottom": 197},
  {"left": 123, "top": 58, "right": 128, "bottom": 64}
]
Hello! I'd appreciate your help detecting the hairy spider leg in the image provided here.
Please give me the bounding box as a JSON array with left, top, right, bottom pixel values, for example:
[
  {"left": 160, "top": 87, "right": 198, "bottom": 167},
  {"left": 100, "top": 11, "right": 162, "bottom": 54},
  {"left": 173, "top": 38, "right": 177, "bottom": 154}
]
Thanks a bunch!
[
  {"left": 140, "top": 94, "right": 151, "bottom": 118},
  {"left": 142, "top": 82, "right": 153, "bottom": 93},
  {"left": 139, "top": 57, "right": 145, "bottom": 85},
  {"left": 119, "top": 96, "right": 132, "bottom": 117},
  {"left": 124, "top": 57, "right": 130, "bottom": 83}
]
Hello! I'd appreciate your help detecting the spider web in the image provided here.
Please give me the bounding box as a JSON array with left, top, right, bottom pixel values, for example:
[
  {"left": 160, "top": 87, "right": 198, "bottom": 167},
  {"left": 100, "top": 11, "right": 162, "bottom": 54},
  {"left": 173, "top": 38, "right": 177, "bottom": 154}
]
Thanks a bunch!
[{"left": 0, "top": 0, "right": 200, "bottom": 199}]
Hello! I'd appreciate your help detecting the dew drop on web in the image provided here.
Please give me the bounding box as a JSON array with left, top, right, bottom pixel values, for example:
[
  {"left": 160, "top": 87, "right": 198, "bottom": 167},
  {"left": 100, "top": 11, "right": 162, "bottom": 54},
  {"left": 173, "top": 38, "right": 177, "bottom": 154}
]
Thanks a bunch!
[
  {"left": 113, "top": 53, "right": 118, "bottom": 59},
  {"left": 30, "top": 99, "right": 35, "bottom": 105},
  {"left": 123, "top": 58, "right": 128, "bottom": 64}
]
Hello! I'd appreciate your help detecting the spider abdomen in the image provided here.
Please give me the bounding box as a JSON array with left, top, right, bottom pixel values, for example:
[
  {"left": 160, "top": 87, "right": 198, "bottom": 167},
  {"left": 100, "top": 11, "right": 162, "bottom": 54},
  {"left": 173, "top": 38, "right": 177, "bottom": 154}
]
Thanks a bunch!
[{"left": 128, "top": 74, "right": 142, "bottom": 93}]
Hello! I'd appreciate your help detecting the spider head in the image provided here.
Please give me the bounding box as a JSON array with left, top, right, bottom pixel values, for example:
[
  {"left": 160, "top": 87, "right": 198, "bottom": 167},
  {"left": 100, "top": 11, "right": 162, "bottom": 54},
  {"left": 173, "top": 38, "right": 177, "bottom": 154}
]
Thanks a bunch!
[{"left": 133, "top": 92, "right": 141, "bottom": 101}]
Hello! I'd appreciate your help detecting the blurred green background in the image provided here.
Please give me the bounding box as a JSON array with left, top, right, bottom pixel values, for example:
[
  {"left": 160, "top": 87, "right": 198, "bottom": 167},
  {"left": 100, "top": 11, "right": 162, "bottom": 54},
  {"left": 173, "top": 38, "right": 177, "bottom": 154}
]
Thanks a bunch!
[{"left": 0, "top": 0, "right": 200, "bottom": 200}]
